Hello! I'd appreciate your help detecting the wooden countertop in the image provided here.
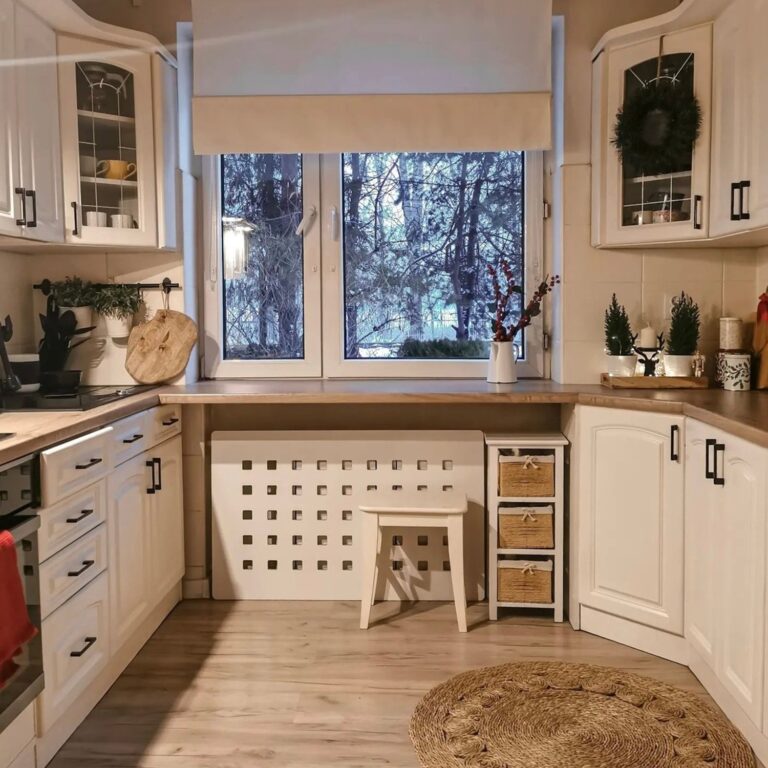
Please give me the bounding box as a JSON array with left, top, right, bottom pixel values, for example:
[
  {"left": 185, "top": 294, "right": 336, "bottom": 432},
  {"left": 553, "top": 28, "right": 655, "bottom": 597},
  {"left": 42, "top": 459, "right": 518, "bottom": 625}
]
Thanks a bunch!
[
  {"left": 1, "top": 379, "right": 767, "bottom": 466},
  {"left": 157, "top": 379, "right": 768, "bottom": 448},
  {"left": 0, "top": 389, "right": 161, "bottom": 466}
]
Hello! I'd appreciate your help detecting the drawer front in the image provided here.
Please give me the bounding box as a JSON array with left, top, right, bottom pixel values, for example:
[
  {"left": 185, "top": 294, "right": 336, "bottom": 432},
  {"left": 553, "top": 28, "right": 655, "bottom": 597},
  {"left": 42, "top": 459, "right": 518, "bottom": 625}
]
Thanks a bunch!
[
  {"left": 40, "top": 523, "right": 107, "bottom": 619},
  {"left": 151, "top": 404, "right": 182, "bottom": 445},
  {"left": 7, "top": 741, "right": 34, "bottom": 768},
  {"left": 38, "top": 572, "right": 109, "bottom": 733},
  {"left": 111, "top": 411, "right": 153, "bottom": 467},
  {"left": 37, "top": 480, "right": 106, "bottom": 562},
  {"left": 41, "top": 427, "right": 112, "bottom": 506}
]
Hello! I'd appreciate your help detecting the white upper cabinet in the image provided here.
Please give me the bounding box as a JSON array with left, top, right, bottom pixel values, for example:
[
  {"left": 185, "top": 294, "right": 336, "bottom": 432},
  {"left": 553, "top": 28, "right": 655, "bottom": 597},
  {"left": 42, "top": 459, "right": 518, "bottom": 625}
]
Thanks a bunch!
[
  {"left": 0, "top": 0, "right": 64, "bottom": 242},
  {"left": 14, "top": 3, "right": 64, "bottom": 242},
  {"left": 711, "top": 0, "right": 768, "bottom": 235},
  {"left": 576, "top": 406, "right": 685, "bottom": 634},
  {"left": 58, "top": 35, "right": 158, "bottom": 247},
  {"left": 0, "top": 0, "right": 21, "bottom": 238},
  {"left": 593, "top": 25, "right": 712, "bottom": 247}
]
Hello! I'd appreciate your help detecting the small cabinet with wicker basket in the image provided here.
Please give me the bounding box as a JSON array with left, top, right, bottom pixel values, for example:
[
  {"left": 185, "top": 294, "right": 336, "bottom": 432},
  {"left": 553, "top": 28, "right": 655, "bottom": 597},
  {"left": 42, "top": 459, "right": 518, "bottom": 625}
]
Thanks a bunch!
[{"left": 486, "top": 434, "right": 567, "bottom": 621}]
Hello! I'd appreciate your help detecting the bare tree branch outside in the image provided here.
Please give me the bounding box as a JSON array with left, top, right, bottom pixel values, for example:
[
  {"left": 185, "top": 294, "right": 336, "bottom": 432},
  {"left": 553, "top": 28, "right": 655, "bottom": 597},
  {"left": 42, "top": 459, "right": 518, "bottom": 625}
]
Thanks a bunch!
[{"left": 220, "top": 151, "right": 524, "bottom": 361}]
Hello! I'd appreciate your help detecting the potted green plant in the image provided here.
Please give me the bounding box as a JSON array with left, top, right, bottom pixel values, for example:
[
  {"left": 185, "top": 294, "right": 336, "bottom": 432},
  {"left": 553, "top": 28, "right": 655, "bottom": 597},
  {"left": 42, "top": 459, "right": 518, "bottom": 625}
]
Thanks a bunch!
[
  {"left": 93, "top": 283, "right": 142, "bottom": 338},
  {"left": 665, "top": 291, "right": 700, "bottom": 377},
  {"left": 52, "top": 276, "right": 94, "bottom": 339},
  {"left": 604, "top": 294, "right": 637, "bottom": 376},
  {"left": 487, "top": 258, "right": 559, "bottom": 383}
]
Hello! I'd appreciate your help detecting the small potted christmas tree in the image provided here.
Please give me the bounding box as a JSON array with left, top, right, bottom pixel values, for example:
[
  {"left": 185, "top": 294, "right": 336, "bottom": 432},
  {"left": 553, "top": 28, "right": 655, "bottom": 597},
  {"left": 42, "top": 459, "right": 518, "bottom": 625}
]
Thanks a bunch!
[
  {"left": 665, "top": 292, "right": 700, "bottom": 377},
  {"left": 604, "top": 294, "right": 637, "bottom": 376}
]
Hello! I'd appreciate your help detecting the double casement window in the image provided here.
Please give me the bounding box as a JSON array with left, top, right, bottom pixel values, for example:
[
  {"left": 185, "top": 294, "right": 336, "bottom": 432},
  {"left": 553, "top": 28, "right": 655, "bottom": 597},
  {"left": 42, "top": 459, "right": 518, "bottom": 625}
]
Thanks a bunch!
[{"left": 203, "top": 151, "right": 544, "bottom": 378}]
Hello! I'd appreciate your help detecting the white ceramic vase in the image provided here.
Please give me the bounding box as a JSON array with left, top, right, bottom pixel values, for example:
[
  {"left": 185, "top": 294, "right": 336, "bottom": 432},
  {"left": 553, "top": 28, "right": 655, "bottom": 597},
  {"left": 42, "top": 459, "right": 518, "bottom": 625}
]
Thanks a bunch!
[
  {"left": 104, "top": 314, "right": 133, "bottom": 339},
  {"left": 664, "top": 354, "right": 694, "bottom": 377},
  {"left": 605, "top": 354, "right": 637, "bottom": 377},
  {"left": 59, "top": 305, "right": 93, "bottom": 339},
  {"left": 487, "top": 341, "right": 518, "bottom": 384}
]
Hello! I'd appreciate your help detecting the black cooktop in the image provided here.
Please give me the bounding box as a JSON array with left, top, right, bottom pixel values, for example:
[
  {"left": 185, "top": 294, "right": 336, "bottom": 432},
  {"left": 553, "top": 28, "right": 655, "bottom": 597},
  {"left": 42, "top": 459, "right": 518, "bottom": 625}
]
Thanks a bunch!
[{"left": 0, "top": 385, "right": 156, "bottom": 412}]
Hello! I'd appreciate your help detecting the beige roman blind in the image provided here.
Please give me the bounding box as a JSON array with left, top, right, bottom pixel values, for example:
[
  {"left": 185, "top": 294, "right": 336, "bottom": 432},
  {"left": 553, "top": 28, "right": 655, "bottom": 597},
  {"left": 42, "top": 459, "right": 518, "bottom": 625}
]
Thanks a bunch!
[{"left": 191, "top": 0, "right": 552, "bottom": 155}]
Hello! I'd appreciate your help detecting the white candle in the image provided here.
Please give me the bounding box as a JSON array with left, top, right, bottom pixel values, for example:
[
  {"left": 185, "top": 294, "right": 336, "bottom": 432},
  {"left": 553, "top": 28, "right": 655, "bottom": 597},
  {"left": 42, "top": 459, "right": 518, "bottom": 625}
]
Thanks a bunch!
[{"left": 639, "top": 325, "right": 657, "bottom": 349}]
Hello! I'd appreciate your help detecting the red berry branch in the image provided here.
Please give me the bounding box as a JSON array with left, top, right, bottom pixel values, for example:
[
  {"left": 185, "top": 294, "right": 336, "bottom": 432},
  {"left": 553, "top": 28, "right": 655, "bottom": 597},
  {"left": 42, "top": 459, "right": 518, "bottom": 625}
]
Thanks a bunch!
[{"left": 488, "top": 258, "right": 560, "bottom": 342}]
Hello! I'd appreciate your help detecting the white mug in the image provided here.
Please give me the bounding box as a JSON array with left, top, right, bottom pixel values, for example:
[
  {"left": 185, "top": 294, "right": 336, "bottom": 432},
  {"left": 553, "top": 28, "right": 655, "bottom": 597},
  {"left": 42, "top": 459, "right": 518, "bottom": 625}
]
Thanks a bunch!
[
  {"left": 85, "top": 211, "right": 107, "bottom": 227},
  {"left": 110, "top": 213, "right": 134, "bottom": 229},
  {"left": 80, "top": 155, "right": 97, "bottom": 176}
]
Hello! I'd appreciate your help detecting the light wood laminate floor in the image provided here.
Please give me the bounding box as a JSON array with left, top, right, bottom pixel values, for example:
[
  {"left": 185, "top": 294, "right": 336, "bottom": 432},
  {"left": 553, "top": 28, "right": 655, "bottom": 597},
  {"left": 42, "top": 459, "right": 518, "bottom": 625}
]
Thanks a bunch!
[{"left": 49, "top": 601, "right": 750, "bottom": 768}]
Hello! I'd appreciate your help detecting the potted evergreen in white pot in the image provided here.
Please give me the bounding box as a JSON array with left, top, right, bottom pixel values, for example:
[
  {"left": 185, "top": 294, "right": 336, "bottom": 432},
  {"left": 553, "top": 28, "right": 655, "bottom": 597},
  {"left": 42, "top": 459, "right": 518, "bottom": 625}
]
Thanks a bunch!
[
  {"left": 93, "top": 283, "right": 142, "bottom": 339},
  {"left": 665, "top": 291, "right": 700, "bottom": 376},
  {"left": 52, "top": 276, "right": 95, "bottom": 339},
  {"left": 604, "top": 294, "right": 637, "bottom": 376}
]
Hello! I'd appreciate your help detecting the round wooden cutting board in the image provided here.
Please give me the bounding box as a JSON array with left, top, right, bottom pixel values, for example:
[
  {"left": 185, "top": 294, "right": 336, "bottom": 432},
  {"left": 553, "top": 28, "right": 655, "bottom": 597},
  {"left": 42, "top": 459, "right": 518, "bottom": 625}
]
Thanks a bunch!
[{"left": 125, "top": 309, "right": 198, "bottom": 384}]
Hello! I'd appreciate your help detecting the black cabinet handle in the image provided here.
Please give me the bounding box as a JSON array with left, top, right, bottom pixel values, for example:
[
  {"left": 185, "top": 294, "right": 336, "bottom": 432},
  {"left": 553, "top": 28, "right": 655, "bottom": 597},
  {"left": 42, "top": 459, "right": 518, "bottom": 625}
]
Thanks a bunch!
[
  {"left": 71, "top": 201, "right": 79, "bottom": 236},
  {"left": 161, "top": 417, "right": 179, "bottom": 427},
  {"left": 122, "top": 433, "right": 144, "bottom": 444},
  {"left": 693, "top": 195, "right": 703, "bottom": 230},
  {"left": 146, "top": 459, "right": 156, "bottom": 494},
  {"left": 67, "top": 559, "right": 94, "bottom": 577},
  {"left": 670, "top": 424, "right": 680, "bottom": 462},
  {"left": 153, "top": 457, "right": 162, "bottom": 491},
  {"left": 705, "top": 438, "right": 716, "bottom": 479},
  {"left": 25, "top": 189, "right": 37, "bottom": 228},
  {"left": 730, "top": 182, "right": 741, "bottom": 221},
  {"left": 69, "top": 636, "right": 97, "bottom": 657},
  {"left": 75, "top": 457, "right": 102, "bottom": 470},
  {"left": 741, "top": 180, "right": 751, "bottom": 220},
  {"left": 714, "top": 442, "right": 726, "bottom": 486},
  {"left": 66, "top": 508, "right": 94, "bottom": 524},
  {"left": 15, "top": 187, "right": 26, "bottom": 226}
]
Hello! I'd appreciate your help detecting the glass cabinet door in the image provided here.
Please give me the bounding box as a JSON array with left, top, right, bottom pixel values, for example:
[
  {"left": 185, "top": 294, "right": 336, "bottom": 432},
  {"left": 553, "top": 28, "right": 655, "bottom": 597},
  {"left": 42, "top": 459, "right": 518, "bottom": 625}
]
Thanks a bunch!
[
  {"left": 58, "top": 36, "right": 157, "bottom": 246},
  {"left": 603, "top": 26, "right": 712, "bottom": 245},
  {"left": 620, "top": 52, "right": 696, "bottom": 229}
]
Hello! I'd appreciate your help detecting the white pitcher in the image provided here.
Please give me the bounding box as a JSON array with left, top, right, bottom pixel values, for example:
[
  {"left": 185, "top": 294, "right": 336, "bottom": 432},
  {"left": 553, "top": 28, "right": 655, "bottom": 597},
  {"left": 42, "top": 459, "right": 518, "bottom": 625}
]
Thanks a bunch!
[{"left": 487, "top": 341, "right": 519, "bottom": 384}]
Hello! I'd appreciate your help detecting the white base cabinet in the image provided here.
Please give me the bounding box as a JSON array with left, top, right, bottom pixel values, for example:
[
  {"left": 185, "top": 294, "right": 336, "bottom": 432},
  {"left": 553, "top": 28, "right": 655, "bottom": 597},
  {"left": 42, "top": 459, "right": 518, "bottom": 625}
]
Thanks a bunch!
[
  {"left": 34, "top": 407, "right": 184, "bottom": 767},
  {"left": 685, "top": 420, "right": 767, "bottom": 729},
  {"left": 575, "top": 406, "right": 685, "bottom": 636}
]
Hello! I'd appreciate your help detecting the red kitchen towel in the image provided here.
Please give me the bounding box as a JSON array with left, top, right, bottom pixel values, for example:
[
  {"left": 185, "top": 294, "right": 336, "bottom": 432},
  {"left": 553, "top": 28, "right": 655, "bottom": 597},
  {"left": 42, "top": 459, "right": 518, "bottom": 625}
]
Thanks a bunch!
[{"left": 0, "top": 530, "right": 38, "bottom": 688}]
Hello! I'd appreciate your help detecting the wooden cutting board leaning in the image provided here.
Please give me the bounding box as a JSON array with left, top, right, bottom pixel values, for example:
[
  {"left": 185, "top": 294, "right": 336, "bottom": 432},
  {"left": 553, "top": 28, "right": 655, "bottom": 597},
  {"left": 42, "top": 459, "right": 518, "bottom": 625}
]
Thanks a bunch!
[{"left": 125, "top": 309, "right": 197, "bottom": 384}]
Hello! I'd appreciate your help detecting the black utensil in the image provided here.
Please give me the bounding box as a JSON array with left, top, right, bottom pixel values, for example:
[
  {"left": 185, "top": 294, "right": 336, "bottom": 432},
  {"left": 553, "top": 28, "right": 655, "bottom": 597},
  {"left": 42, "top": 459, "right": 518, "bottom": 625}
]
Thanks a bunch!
[{"left": 0, "top": 315, "right": 21, "bottom": 393}]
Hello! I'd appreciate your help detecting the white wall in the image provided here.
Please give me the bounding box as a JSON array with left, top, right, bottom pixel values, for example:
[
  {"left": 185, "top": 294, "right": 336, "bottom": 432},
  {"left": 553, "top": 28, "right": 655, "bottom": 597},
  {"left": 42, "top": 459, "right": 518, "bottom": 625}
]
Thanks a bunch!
[
  {"left": 0, "top": 252, "right": 33, "bottom": 353},
  {"left": 548, "top": 0, "right": 760, "bottom": 382}
]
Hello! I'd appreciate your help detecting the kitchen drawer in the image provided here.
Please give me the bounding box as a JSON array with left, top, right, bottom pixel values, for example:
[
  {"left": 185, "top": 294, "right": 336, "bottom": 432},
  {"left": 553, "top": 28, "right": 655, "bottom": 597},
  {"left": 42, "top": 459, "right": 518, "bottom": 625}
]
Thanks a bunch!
[
  {"left": 111, "top": 410, "right": 153, "bottom": 467},
  {"left": 37, "top": 480, "right": 106, "bottom": 561},
  {"left": 40, "top": 523, "right": 107, "bottom": 619},
  {"left": 151, "top": 404, "right": 181, "bottom": 445},
  {"left": 38, "top": 572, "right": 109, "bottom": 733},
  {"left": 41, "top": 427, "right": 112, "bottom": 506},
  {"left": 0, "top": 705, "right": 34, "bottom": 768}
]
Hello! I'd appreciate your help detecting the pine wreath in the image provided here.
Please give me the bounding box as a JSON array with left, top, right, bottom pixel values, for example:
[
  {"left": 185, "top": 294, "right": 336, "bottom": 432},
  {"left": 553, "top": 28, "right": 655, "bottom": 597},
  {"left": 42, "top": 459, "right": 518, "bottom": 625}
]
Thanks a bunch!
[{"left": 612, "top": 80, "right": 702, "bottom": 176}]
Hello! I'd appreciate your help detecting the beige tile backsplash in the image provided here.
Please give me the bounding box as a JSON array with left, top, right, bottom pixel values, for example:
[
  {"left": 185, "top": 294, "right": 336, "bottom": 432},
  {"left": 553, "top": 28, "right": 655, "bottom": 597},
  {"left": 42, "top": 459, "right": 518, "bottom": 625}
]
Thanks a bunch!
[{"left": 554, "top": 164, "right": 760, "bottom": 383}]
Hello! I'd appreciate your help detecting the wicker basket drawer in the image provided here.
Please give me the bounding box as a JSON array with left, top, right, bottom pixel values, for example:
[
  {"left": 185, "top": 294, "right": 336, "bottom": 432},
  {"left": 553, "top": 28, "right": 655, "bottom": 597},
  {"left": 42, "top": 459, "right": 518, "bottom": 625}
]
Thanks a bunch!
[
  {"left": 499, "top": 506, "right": 554, "bottom": 549},
  {"left": 499, "top": 455, "right": 554, "bottom": 497},
  {"left": 498, "top": 560, "right": 553, "bottom": 604}
]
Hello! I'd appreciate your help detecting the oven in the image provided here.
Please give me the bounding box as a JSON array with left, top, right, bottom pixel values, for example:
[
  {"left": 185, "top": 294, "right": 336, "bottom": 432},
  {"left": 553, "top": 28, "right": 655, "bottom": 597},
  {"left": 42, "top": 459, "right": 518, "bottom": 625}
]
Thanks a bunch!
[{"left": 0, "top": 454, "right": 43, "bottom": 733}]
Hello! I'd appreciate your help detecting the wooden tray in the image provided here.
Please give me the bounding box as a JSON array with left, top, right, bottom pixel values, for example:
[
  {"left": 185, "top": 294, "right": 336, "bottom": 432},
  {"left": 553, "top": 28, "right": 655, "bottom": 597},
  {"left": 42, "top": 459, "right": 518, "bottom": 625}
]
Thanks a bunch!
[{"left": 601, "top": 373, "right": 709, "bottom": 389}]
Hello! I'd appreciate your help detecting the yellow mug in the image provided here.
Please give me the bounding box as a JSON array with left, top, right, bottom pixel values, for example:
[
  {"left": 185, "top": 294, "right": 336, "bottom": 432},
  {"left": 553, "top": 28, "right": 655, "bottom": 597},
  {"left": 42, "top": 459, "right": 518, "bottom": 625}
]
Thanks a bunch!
[{"left": 96, "top": 159, "right": 136, "bottom": 181}]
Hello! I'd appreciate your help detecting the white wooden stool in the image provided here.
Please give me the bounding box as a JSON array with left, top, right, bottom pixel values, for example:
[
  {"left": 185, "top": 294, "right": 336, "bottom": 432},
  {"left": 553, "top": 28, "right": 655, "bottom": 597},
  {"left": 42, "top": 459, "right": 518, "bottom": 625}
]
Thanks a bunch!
[{"left": 358, "top": 489, "right": 469, "bottom": 632}]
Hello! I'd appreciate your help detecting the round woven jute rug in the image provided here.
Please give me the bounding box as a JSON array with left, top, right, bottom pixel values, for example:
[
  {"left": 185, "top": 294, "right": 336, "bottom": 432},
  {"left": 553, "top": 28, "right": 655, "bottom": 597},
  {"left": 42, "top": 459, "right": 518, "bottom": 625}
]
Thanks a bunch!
[{"left": 410, "top": 662, "right": 756, "bottom": 768}]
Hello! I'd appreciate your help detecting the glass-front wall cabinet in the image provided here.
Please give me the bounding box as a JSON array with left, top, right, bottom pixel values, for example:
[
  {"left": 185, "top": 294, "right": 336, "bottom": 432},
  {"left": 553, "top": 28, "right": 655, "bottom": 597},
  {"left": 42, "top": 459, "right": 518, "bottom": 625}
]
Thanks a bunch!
[
  {"left": 58, "top": 36, "right": 157, "bottom": 246},
  {"left": 600, "top": 26, "right": 712, "bottom": 246}
]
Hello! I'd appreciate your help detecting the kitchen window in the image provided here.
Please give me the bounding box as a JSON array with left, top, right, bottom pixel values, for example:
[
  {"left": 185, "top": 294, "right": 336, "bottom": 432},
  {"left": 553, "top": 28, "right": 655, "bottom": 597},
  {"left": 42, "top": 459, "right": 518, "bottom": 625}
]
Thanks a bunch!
[{"left": 203, "top": 152, "right": 544, "bottom": 379}]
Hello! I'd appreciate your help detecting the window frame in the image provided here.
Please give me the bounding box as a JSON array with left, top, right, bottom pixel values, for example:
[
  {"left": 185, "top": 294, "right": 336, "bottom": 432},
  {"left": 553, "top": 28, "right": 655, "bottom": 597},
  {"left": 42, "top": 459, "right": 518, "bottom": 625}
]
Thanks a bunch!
[
  {"left": 320, "top": 151, "right": 544, "bottom": 379},
  {"left": 202, "top": 152, "right": 545, "bottom": 379},
  {"left": 202, "top": 154, "right": 323, "bottom": 378}
]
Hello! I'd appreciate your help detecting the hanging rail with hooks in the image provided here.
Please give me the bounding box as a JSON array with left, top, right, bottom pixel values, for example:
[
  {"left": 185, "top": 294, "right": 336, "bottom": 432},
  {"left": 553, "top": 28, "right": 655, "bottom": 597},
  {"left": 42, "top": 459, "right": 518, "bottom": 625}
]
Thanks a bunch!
[{"left": 33, "top": 277, "right": 181, "bottom": 296}]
